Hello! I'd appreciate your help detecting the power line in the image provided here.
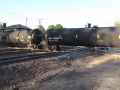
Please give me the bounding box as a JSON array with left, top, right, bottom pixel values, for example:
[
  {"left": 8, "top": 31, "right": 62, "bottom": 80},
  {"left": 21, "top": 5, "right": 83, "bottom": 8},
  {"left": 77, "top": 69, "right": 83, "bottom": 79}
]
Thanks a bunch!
[
  {"left": 0, "top": 9, "right": 26, "bottom": 18},
  {"left": 0, "top": 9, "right": 40, "bottom": 20},
  {"left": 0, "top": 9, "right": 44, "bottom": 21},
  {"left": 0, "top": 9, "right": 45, "bottom": 28}
]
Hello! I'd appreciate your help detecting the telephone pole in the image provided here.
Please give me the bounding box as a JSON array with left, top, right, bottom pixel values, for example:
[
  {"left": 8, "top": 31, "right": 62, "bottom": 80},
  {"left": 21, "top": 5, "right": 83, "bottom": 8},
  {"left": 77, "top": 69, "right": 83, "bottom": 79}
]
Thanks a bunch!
[
  {"left": 26, "top": 17, "right": 28, "bottom": 26},
  {"left": 38, "top": 19, "right": 43, "bottom": 26}
]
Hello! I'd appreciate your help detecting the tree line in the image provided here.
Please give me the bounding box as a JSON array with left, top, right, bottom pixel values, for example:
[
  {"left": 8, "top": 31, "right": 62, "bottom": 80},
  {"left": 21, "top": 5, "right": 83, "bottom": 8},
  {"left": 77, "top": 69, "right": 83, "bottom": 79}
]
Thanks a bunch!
[
  {"left": 114, "top": 21, "right": 120, "bottom": 26},
  {"left": 36, "top": 24, "right": 63, "bottom": 33}
]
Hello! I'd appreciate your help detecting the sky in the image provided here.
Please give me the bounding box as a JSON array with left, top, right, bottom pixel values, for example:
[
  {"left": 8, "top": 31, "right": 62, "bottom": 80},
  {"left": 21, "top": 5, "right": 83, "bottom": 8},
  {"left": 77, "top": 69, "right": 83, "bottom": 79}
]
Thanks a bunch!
[{"left": 0, "top": 0, "right": 120, "bottom": 29}]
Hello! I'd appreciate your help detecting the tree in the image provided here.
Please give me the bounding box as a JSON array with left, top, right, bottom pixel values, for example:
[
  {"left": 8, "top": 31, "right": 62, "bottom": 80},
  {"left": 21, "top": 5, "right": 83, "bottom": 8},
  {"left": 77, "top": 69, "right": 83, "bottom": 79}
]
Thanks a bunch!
[
  {"left": 2, "top": 23, "right": 6, "bottom": 28},
  {"left": 0, "top": 23, "right": 3, "bottom": 29},
  {"left": 47, "top": 25, "right": 55, "bottom": 29},
  {"left": 0, "top": 23, "right": 6, "bottom": 29},
  {"left": 37, "top": 25, "right": 45, "bottom": 33},
  {"left": 47, "top": 24, "right": 63, "bottom": 29},
  {"left": 55, "top": 24, "right": 63, "bottom": 29},
  {"left": 115, "top": 21, "right": 120, "bottom": 26}
]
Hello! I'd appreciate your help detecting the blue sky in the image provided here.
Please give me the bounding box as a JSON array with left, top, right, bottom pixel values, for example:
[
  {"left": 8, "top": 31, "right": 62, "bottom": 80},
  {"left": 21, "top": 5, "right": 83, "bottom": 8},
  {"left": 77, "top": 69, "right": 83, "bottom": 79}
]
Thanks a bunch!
[{"left": 0, "top": 0, "right": 120, "bottom": 29}]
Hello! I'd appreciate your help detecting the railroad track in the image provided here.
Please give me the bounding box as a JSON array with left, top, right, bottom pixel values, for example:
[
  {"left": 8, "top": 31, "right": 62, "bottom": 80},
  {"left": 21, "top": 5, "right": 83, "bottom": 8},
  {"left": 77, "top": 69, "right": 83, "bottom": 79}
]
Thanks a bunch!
[
  {"left": 0, "top": 47, "right": 53, "bottom": 56},
  {"left": 0, "top": 48, "right": 31, "bottom": 54},
  {"left": 0, "top": 47, "right": 83, "bottom": 65},
  {"left": 0, "top": 52, "right": 65, "bottom": 65}
]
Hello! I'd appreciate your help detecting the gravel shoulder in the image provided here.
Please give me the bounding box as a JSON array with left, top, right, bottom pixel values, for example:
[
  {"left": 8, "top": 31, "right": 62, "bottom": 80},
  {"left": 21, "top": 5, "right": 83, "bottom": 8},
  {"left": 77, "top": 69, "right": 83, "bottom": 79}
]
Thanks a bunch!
[{"left": 0, "top": 50, "right": 120, "bottom": 90}]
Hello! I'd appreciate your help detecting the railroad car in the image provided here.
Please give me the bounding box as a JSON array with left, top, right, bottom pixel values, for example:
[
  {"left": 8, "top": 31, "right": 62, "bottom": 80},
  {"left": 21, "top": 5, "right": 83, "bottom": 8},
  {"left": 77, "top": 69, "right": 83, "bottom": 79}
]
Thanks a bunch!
[
  {"left": 45, "top": 26, "right": 120, "bottom": 49},
  {"left": 94, "top": 27, "right": 120, "bottom": 48},
  {"left": 0, "top": 29, "right": 43, "bottom": 49},
  {"left": 46, "top": 28, "right": 92, "bottom": 45},
  {"left": 28, "top": 29, "right": 44, "bottom": 49}
]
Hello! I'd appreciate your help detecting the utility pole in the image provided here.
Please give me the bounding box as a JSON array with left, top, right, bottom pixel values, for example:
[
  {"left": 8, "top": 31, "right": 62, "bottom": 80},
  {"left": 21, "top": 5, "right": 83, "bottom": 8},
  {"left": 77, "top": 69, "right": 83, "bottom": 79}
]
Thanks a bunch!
[
  {"left": 38, "top": 19, "right": 43, "bottom": 26},
  {"left": 26, "top": 17, "right": 28, "bottom": 26}
]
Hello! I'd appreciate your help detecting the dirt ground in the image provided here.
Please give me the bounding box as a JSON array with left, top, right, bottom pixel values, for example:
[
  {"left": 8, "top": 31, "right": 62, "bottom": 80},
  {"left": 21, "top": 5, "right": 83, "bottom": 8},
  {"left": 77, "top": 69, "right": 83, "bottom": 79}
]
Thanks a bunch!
[
  {"left": 31, "top": 51, "right": 120, "bottom": 90},
  {"left": 0, "top": 50, "right": 120, "bottom": 90}
]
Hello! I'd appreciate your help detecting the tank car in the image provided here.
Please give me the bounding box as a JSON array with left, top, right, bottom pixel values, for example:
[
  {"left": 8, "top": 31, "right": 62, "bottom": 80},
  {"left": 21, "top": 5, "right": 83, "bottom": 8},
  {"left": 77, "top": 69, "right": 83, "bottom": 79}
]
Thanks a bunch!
[
  {"left": 46, "top": 28, "right": 92, "bottom": 45},
  {"left": 45, "top": 26, "right": 120, "bottom": 49},
  {"left": 0, "top": 29, "right": 43, "bottom": 49},
  {"left": 45, "top": 28, "right": 93, "bottom": 50},
  {"left": 92, "top": 27, "right": 120, "bottom": 48}
]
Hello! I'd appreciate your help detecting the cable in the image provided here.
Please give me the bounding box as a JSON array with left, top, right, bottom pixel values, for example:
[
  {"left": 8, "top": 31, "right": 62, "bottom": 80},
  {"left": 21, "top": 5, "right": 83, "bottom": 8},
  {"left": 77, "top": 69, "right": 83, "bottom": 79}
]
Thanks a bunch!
[
  {"left": 0, "top": 9, "right": 45, "bottom": 28},
  {"left": 0, "top": 9, "right": 26, "bottom": 18}
]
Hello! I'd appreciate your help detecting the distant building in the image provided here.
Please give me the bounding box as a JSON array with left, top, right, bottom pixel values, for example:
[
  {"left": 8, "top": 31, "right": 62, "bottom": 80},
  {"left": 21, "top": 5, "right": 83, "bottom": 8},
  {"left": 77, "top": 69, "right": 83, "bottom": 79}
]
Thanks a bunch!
[{"left": 2, "top": 24, "right": 32, "bottom": 31}]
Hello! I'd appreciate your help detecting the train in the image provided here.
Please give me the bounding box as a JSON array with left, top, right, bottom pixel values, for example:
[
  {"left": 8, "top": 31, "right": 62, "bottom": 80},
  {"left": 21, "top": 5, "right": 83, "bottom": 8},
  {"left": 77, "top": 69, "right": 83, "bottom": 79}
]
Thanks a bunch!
[{"left": 1, "top": 24, "right": 120, "bottom": 50}]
